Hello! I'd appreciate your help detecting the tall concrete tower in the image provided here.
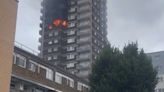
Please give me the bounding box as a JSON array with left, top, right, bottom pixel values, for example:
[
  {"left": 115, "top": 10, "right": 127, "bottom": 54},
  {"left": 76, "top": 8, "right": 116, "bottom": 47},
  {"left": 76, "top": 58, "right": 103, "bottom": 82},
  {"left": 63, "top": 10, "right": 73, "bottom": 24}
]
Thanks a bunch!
[{"left": 39, "top": 0, "right": 109, "bottom": 80}]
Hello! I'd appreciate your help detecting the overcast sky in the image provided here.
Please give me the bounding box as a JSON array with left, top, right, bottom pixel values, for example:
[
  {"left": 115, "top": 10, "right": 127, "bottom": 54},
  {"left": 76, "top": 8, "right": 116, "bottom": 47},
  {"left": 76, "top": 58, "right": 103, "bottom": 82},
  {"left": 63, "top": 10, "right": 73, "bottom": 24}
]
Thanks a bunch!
[{"left": 15, "top": 0, "right": 164, "bottom": 53}]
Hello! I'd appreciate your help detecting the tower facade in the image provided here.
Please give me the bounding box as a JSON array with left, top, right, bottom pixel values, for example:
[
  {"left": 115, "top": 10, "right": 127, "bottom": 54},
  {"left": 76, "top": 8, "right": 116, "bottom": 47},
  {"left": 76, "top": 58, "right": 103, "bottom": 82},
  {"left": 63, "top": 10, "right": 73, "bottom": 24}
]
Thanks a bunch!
[
  {"left": 39, "top": 0, "right": 69, "bottom": 66},
  {"left": 39, "top": 0, "right": 109, "bottom": 79}
]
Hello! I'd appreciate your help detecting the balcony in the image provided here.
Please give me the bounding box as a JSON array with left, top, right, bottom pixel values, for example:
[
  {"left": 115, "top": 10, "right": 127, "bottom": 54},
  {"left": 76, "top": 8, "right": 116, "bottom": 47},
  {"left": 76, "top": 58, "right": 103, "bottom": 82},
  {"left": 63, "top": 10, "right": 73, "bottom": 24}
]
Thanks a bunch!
[
  {"left": 68, "top": 14, "right": 76, "bottom": 20},
  {"left": 68, "top": 22, "right": 76, "bottom": 28},
  {"left": 77, "top": 21, "right": 91, "bottom": 28},
  {"left": 39, "top": 30, "right": 42, "bottom": 35},
  {"left": 40, "top": 23, "right": 43, "bottom": 28},
  {"left": 40, "top": 16, "right": 43, "bottom": 21},
  {"left": 77, "top": 28, "right": 91, "bottom": 36},
  {"left": 76, "top": 53, "right": 90, "bottom": 61},
  {"left": 40, "top": 8, "right": 43, "bottom": 13},
  {"left": 38, "top": 45, "right": 41, "bottom": 51},
  {"left": 77, "top": 12, "right": 91, "bottom": 20},
  {"left": 76, "top": 62, "right": 91, "bottom": 70},
  {"left": 68, "top": 7, "right": 77, "bottom": 13},
  {"left": 77, "top": 4, "right": 91, "bottom": 13},
  {"left": 78, "top": 0, "right": 90, "bottom": 5},
  {"left": 77, "top": 45, "right": 91, "bottom": 52},
  {"left": 39, "top": 37, "right": 42, "bottom": 43},
  {"left": 76, "top": 70, "right": 90, "bottom": 79},
  {"left": 77, "top": 37, "right": 91, "bottom": 44}
]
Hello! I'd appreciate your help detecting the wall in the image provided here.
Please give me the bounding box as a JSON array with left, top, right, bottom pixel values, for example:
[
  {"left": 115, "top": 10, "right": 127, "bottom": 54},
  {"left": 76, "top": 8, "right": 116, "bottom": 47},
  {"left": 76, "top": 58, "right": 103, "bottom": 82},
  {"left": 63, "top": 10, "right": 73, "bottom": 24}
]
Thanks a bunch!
[{"left": 0, "top": 0, "right": 18, "bottom": 92}]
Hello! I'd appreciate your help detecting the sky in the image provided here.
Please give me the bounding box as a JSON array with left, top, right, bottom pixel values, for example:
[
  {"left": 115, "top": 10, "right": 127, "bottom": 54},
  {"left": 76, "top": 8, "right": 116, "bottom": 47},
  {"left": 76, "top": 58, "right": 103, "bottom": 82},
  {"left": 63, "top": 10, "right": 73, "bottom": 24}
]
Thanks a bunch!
[{"left": 15, "top": 0, "right": 164, "bottom": 53}]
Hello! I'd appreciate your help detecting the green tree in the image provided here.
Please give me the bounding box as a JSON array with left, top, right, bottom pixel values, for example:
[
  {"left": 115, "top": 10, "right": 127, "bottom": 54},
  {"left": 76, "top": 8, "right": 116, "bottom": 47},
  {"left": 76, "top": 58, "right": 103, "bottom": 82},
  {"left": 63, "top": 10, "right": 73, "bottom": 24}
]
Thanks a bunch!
[{"left": 89, "top": 43, "right": 157, "bottom": 92}]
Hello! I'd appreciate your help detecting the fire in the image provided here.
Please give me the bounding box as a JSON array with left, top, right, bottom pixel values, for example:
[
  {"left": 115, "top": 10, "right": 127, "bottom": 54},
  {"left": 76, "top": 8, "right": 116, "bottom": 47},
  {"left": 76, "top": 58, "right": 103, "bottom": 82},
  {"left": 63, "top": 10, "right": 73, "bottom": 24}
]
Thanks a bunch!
[
  {"left": 48, "top": 19, "right": 68, "bottom": 29},
  {"left": 62, "top": 20, "right": 68, "bottom": 27},
  {"left": 53, "top": 19, "right": 61, "bottom": 27}
]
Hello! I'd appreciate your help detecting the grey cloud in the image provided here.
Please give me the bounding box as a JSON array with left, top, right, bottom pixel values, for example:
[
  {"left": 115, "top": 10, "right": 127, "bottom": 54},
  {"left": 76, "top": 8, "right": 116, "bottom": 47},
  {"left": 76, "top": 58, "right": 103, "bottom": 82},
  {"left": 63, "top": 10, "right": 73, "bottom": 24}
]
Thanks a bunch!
[
  {"left": 107, "top": 0, "right": 164, "bottom": 52},
  {"left": 109, "top": 0, "right": 164, "bottom": 24}
]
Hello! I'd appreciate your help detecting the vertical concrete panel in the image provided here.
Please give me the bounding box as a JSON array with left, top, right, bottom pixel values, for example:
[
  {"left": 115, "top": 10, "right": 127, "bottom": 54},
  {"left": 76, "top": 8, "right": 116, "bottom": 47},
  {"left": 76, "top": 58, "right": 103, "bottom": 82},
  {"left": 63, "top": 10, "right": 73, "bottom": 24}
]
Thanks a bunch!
[{"left": 0, "top": 0, "right": 18, "bottom": 92}]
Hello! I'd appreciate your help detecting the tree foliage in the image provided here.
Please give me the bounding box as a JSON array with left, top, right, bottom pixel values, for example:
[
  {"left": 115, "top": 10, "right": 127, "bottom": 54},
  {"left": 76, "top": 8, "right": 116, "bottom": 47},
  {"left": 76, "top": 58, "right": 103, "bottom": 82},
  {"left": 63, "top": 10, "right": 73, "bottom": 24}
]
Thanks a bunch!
[{"left": 89, "top": 43, "right": 157, "bottom": 92}]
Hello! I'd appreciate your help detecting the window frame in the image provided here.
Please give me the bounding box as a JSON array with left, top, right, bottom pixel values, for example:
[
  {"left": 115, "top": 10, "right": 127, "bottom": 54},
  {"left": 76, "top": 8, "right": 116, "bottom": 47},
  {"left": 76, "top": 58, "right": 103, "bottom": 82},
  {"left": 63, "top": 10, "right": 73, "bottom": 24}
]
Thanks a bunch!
[
  {"left": 46, "top": 68, "right": 54, "bottom": 81},
  {"left": 28, "top": 60, "right": 37, "bottom": 72},
  {"left": 15, "top": 54, "right": 26, "bottom": 68},
  {"left": 55, "top": 72, "right": 62, "bottom": 84}
]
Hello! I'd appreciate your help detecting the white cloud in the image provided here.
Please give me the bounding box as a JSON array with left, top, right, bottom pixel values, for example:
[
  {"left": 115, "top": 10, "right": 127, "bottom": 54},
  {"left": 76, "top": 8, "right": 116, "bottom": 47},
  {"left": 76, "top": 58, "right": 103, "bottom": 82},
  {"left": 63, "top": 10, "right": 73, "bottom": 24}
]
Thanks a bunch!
[{"left": 15, "top": 0, "right": 42, "bottom": 52}]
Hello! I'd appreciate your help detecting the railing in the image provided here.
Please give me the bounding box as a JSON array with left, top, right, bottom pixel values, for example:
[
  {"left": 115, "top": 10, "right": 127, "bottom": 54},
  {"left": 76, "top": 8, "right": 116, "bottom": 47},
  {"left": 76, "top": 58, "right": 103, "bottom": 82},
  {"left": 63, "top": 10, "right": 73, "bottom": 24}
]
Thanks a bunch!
[{"left": 14, "top": 41, "right": 39, "bottom": 56}]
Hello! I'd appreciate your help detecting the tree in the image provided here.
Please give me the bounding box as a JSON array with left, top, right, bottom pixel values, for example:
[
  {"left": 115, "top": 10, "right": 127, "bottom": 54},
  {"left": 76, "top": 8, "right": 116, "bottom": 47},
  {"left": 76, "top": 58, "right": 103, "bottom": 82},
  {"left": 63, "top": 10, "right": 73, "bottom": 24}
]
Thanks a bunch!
[{"left": 89, "top": 43, "right": 157, "bottom": 92}]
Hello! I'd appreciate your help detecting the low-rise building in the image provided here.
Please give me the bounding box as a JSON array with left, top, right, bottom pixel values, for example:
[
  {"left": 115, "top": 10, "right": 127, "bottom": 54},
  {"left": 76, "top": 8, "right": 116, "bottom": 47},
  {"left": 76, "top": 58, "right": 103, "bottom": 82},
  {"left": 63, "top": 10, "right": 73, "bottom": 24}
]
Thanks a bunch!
[{"left": 11, "top": 46, "right": 89, "bottom": 92}]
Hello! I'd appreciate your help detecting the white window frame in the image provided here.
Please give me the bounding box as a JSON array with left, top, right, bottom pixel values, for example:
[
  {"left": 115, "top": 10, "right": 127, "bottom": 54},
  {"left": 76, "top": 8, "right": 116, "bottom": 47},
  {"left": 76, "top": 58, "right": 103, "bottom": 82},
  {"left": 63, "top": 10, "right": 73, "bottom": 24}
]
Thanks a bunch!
[
  {"left": 70, "top": 79, "right": 74, "bottom": 88},
  {"left": 67, "top": 46, "right": 75, "bottom": 51},
  {"left": 55, "top": 72, "right": 62, "bottom": 84},
  {"left": 77, "top": 82, "right": 89, "bottom": 91},
  {"left": 46, "top": 68, "right": 53, "bottom": 81},
  {"left": 68, "top": 22, "right": 75, "bottom": 28},
  {"left": 67, "top": 38, "right": 75, "bottom": 43},
  {"left": 28, "top": 60, "right": 36, "bottom": 72},
  {"left": 66, "top": 63, "right": 75, "bottom": 68},
  {"left": 16, "top": 54, "right": 26, "bottom": 68},
  {"left": 77, "top": 82, "right": 82, "bottom": 91},
  {"left": 67, "top": 54, "right": 75, "bottom": 60},
  {"left": 19, "top": 83, "right": 24, "bottom": 91},
  {"left": 67, "top": 30, "right": 75, "bottom": 35}
]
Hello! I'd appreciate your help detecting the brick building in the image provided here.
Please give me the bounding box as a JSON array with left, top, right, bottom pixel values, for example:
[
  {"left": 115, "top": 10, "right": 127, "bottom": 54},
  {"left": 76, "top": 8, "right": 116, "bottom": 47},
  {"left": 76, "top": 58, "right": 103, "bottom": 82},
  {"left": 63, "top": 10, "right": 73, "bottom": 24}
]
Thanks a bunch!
[
  {"left": 0, "top": 0, "right": 18, "bottom": 92},
  {"left": 11, "top": 46, "right": 89, "bottom": 92}
]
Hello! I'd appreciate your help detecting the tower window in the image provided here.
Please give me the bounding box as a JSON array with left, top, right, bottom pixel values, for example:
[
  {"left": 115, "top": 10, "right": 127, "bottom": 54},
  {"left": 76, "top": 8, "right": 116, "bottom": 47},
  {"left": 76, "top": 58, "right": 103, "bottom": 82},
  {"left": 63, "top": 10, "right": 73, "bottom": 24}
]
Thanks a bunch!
[
  {"left": 53, "top": 55, "right": 58, "bottom": 60},
  {"left": 47, "top": 56, "right": 52, "bottom": 61},
  {"left": 48, "top": 41, "right": 53, "bottom": 45},
  {"left": 67, "top": 46, "right": 75, "bottom": 51},
  {"left": 67, "top": 38, "right": 75, "bottom": 43},
  {"left": 48, "top": 33, "right": 53, "bottom": 37},
  {"left": 53, "top": 47, "right": 58, "bottom": 52},
  {"left": 68, "top": 22, "right": 75, "bottom": 28},
  {"left": 54, "top": 39, "right": 58, "bottom": 43},
  {"left": 67, "top": 30, "right": 75, "bottom": 35},
  {"left": 66, "top": 63, "right": 75, "bottom": 68},
  {"left": 48, "top": 48, "right": 52, "bottom": 53},
  {"left": 67, "top": 54, "right": 75, "bottom": 60},
  {"left": 54, "top": 32, "right": 58, "bottom": 36}
]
